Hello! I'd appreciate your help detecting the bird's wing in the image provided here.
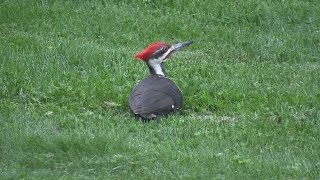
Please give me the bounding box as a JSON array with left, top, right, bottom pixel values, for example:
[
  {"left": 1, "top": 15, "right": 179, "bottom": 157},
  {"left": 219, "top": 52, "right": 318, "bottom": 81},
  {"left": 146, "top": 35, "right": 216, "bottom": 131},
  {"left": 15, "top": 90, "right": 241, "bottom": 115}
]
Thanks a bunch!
[
  {"left": 130, "top": 88, "right": 175, "bottom": 114},
  {"left": 129, "top": 75, "right": 182, "bottom": 118}
]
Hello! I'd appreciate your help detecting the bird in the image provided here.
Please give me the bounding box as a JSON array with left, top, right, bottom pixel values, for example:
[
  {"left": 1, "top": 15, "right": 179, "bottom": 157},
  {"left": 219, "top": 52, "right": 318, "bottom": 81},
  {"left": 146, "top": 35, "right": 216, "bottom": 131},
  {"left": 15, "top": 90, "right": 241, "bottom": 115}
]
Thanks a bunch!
[{"left": 129, "top": 40, "right": 193, "bottom": 120}]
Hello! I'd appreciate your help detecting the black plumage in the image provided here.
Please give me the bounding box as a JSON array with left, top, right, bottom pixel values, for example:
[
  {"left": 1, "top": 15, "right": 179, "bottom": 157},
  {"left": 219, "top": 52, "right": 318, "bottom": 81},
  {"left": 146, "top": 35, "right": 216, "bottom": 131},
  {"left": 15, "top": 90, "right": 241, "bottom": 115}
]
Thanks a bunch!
[
  {"left": 129, "top": 75, "right": 182, "bottom": 120},
  {"left": 128, "top": 40, "right": 192, "bottom": 120}
]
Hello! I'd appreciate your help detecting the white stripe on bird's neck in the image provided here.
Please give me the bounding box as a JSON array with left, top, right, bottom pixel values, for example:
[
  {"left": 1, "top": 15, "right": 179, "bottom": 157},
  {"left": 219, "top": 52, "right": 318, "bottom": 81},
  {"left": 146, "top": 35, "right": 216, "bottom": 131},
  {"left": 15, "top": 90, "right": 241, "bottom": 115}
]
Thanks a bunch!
[{"left": 148, "top": 58, "right": 165, "bottom": 76}]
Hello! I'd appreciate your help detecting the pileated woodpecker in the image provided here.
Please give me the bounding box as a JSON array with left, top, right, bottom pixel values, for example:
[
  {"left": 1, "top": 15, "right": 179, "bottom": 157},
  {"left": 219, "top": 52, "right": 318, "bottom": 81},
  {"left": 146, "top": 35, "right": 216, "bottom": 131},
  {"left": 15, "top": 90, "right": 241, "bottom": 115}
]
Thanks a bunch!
[{"left": 129, "top": 40, "right": 193, "bottom": 120}]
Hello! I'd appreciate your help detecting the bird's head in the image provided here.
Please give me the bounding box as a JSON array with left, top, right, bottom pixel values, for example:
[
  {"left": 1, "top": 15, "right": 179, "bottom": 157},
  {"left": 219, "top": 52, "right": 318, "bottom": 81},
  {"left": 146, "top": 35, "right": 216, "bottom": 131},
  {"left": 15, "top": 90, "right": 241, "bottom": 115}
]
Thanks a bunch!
[{"left": 135, "top": 40, "right": 193, "bottom": 76}]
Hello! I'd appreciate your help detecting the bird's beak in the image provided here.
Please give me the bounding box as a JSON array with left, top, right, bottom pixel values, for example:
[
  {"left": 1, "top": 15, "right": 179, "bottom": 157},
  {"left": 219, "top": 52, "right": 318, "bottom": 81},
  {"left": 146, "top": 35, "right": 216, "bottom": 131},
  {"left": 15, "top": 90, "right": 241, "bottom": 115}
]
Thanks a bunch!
[
  {"left": 171, "top": 40, "right": 193, "bottom": 53},
  {"left": 163, "top": 40, "right": 193, "bottom": 60}
]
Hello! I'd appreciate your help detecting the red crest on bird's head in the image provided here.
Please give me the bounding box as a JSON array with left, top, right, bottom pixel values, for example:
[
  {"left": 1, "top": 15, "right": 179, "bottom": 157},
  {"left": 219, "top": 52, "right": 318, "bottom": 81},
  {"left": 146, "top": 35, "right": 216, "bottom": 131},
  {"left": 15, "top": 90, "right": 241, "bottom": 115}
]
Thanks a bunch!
[{"left": 135, "top": 42, "right": 170, "bottom": 61}]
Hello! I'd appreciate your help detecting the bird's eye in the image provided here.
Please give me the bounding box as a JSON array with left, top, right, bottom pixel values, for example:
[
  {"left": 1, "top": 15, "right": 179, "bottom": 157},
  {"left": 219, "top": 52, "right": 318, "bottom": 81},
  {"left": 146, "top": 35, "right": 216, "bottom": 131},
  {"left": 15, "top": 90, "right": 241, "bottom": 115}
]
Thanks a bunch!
[
  {"left": 158, "top": 46, "right": 167, "bottom": 52},
  {"left": 151, "top": 46, "right": 169, "bottom": 59},
  {"left": 154, "top": 46, "right": 167, "bottom": 55},
  {"left": 162, "top": 46, "right": 169, "bottom": 51},
  {"left": 157, "top": 47, "right": 164, "bottom": 52}
]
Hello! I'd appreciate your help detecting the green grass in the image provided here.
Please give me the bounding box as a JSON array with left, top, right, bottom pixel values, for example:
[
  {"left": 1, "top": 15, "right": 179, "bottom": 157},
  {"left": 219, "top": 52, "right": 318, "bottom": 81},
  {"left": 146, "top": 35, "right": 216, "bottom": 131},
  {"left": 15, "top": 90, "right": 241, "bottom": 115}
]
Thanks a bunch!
[{"left": 1, "top": 0, "right": 320, "bottom": 179}]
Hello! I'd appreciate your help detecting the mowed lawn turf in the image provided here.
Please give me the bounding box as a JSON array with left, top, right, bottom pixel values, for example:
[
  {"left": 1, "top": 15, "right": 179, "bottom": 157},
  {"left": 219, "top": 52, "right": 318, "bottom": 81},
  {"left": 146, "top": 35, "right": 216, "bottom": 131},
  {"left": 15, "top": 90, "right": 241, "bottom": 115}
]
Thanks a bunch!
[{"left": 1, "top": 0, "right": 319, "bottom": 179}]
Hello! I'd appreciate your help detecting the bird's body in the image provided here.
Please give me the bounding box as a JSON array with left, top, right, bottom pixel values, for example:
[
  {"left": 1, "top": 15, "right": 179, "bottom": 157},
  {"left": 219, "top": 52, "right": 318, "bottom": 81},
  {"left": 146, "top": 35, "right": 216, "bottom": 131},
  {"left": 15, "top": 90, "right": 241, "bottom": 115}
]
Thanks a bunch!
[
  {"left": 129, "top": 75, "right": 182, "bottom": 119},
  {"left": 129, "top": 40, "right": 192, "bottom": 120}
]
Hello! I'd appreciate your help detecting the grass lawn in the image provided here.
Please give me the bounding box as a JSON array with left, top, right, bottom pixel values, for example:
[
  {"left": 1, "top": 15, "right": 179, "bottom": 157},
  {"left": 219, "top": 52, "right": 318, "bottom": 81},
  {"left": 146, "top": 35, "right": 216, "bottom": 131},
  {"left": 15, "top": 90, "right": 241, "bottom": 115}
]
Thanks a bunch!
[{"left": 1, "top": 0, "right": 320, "bottom": 179}]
